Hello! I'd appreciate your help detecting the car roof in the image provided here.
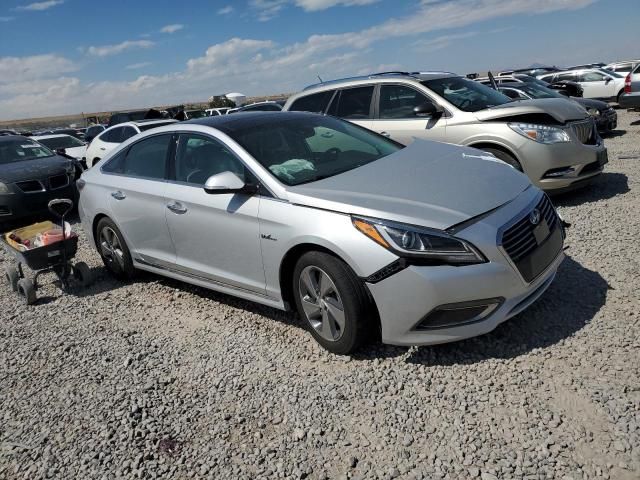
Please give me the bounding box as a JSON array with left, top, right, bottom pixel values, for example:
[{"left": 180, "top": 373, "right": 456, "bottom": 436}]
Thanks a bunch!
[
  {"left": 302, "top": 71, "right": 457, "bottom": 91},
  {"left": 106, "top": 119, "right": 178, "bottom": 129},
  {"left": 0, "top": 135, "right": 32, "bottom": 143},
  {"left": 184, "top": 111, "right": 319, "bottom": 131}
]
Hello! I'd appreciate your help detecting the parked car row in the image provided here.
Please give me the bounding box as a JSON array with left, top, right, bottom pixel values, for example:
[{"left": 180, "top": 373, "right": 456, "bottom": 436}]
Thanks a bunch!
[{"left": 3, "top": 60, "right": 634, "bottom": 354}]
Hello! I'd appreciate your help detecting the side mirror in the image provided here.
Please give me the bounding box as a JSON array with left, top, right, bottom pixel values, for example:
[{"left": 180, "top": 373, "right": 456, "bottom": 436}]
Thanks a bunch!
[
  {"left": 204, "top": 171, "right": 257, "bottom": 195},
  {"left": 413, "top": 102, "right": 442, "bottom": 117},
  {"left": 604, "top": 77, "right": 612, "bottom": 84}
]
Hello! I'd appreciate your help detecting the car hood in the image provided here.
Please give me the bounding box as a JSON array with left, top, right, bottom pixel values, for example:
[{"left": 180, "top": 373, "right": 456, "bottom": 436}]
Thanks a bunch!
[
  {"left": 286, "top": 140, "right": 531, "bottom": 230},
  {"left": 474, "top": 98, "right": 589, "bottom": 123},
  {"left": 0, "top": 155, "right": 71, "bottom": 183}
]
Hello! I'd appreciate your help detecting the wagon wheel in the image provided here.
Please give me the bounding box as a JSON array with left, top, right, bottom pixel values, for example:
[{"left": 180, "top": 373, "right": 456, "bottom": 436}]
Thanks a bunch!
[
  {"left": 73, "top": 262, "right": 93, "bottom": 288},
  {"left": 4, "top": 266, "right": 20, "bottom": 292},
  {"left": 17, "top": 278, "right": 36, "bottom": 305}
]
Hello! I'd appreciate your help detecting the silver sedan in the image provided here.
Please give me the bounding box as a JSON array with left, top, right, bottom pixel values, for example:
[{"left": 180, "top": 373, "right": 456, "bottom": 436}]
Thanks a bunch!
[{"left": 78, "top": 112, "right": 565, "bottom": 354}]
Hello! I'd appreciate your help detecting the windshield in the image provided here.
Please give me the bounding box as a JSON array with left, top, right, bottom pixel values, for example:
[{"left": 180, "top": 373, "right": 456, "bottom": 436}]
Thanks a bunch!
[
  {"left": 225, "top": 115, "right": 402, "bottom": 186},
  {"left": 38, "top": 136, "right": 85, "bottom": 150},
  {"left": 138, "top": 121, "right": 175, "bottom": 132},
  {"left": 0, "top": 139, "right": 54, "bottom": 164},
  {"left": 422, "top": 77, "right": 511, "bottom": 112}
]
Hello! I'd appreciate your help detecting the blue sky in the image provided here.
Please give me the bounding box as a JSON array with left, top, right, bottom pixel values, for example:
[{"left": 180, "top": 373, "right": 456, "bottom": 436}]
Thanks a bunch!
[{"left": 0, "top": 0, "right": 638, "bottom": 120}]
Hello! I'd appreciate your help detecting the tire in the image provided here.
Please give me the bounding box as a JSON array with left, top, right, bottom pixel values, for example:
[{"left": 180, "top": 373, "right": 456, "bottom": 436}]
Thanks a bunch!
[
  {"left": 17, "top": 278, "right": 36, "bottom": 305},
  {"left": 479, "top": 147, "right": 523, "bottom": 172},
  {"left": 292, "top": 251, "right": 373, "bottom": 355},
  {"left": 5, "top": 266, "right": 19, "bottom": 292},
  {"left": 73, "top": 262, "right": 93, "bottom": 288},
  {"left": 95, "top": 217, "right": 135, "bottom": 280},
  {"left": 617, "top": 90, "right": 624, "bottom": 104}
]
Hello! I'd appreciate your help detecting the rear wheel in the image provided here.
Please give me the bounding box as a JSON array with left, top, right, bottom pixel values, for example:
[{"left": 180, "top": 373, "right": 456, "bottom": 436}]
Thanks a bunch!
[
  {"left": 17, "top": 278, "right": 36, "bottom": 305},
  {"left": 479, "top": 147, "right": 523, "bottom": 172},
  {"left": 96, "top": 218, "right": 135, "bottom": 280},
  {"left": 617, "top": 90, "right": 624, "bottom": 104},
  {"left": 73, "top": 261, "right": 93, "bottom": 287},
  {"left": 292, "top": 251, "right": 373, "bottom": 355}
]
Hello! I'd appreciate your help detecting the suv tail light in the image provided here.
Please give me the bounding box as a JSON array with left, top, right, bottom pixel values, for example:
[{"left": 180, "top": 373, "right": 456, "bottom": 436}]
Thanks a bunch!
[{"left": 625, "top": 73, "right": 632, "bottom": 94}]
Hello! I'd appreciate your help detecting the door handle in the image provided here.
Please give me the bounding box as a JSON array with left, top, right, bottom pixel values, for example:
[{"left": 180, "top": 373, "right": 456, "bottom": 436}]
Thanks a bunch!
[
  {"left": 100, "top": 147, "right": 106, "bottom": 151},
  {"left": 167, "top": 201, "right": 188, "bottom": 214},
  {"left": 379, "top": 131, "right": 391, "bottom": 137},
  {"left": 111, "top": 190, "right": 126, "bottom": 200}
]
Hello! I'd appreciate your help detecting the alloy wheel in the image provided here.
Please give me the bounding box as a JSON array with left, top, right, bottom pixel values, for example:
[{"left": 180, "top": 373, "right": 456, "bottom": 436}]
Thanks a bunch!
[
  {"left": 298, "top": 266, "right": 346, "bottom": 342},
  {"left": 99, "top": 226, "right": 125, "bottom": 270}
]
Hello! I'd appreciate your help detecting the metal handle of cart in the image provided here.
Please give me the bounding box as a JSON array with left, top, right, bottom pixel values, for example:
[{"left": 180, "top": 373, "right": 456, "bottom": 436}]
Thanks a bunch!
[{"left": 47, "top": 198, "right": 74, "bottom": 271}]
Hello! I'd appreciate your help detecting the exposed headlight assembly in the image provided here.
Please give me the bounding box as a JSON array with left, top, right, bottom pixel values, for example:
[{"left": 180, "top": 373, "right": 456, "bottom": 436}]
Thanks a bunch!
[
  {"left": 587, "top": 107, "right": 601, "bottom": 117},
  {"left": 508, "top": 123, "right": 571, "bottom": 144},
  {"left": 0, "top": 182, "right": 12, "bottom": 194},
  {"left": 352, "top": 217, "right": 486, "bottom": 265}
]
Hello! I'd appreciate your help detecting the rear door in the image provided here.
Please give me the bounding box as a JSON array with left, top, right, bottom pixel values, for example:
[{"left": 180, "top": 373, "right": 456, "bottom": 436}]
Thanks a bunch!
[
  {"left": 103, "top": 133, "right": 176, "bottom": 266},
  {"left": 370, "top": 84, "right": 447, "bottom": 144},
  {"left": 327, "top": 85, "right": 375, "bottom": 131}
]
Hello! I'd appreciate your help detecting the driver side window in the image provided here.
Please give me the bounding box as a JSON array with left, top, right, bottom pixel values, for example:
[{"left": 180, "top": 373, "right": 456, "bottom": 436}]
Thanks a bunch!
[
  {"left": 173, "top": 134, "right": 246, "bottom": 186},
  {"left": 379, "top": 85, "right": 432, "bottom": 119},
  {"left": 578, "top": 72, "right": 606, "bottom": 82}
]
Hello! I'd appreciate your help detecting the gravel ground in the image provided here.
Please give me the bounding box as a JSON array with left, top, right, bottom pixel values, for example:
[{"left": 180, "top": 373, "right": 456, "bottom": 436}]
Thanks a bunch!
[{"left": 1, "top": 110, "right": 639, "bottom": 480}]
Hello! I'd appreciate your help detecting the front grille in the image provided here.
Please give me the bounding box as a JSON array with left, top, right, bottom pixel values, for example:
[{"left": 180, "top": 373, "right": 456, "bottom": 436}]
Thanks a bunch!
[
  {"left": 16, "top": 180, "right": 45, "bottom": 193},
  {"left": 501, "top": 195, "right": 558, "bottom": 264},
  {"left": 571, "top": 119, "right": 596, "bottom": 144},
  {"left": 49, "top": 174, "right": 69, "bottom": 190}
]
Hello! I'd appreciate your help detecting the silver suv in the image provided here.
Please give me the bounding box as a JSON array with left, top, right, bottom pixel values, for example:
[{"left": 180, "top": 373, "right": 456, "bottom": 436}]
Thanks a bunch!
[{"left": 284, "top": 72, "right": 608, "bottom": 194}]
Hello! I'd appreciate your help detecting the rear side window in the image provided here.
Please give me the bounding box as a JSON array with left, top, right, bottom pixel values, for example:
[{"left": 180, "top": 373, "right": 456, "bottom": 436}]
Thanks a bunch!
[
  {"left": 289, "top": 90, "right": 335, "bottom": 113},
  {"left": 555, "top": 72, "right": 576, "bottom": 82},
  {"left": 102, "top": 134, "right": 171, "bottom": 179},
  {"left": 121, "top": 126, "right": 138, "bottom": 142},
  {"left": 331, "top": 86, "right": 374, "bottom": 119},
  {"left": 101, "top": 127, "right": 123, "bottom": 143}
]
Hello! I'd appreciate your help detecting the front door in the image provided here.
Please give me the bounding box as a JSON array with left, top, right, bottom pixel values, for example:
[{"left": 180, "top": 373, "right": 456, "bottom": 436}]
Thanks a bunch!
[
  {"left": 163, "top": 132, "right": 266, "bottom": 294},
  {"left": 104, "top": 133, "right": 176, "bottom": 266},
  {"left": 578, "top": 71, "right": 614, "bottom": 99},
  {"left": 370, "top": 84, "right": 447, "bottom": 145}
]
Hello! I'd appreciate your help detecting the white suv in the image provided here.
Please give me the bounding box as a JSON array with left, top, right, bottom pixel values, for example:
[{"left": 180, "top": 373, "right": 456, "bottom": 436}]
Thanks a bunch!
[
  {"left": 85, "top": 119, "right": 177, "bottom": 167},
  {"left": 537, "top": 68, "right": 626, "bottom": 102}
]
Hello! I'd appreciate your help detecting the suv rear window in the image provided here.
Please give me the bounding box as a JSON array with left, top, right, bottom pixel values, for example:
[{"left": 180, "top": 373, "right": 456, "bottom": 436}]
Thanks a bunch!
[{"left": 289, "top": 90, "right": 335, "bottom": 113}]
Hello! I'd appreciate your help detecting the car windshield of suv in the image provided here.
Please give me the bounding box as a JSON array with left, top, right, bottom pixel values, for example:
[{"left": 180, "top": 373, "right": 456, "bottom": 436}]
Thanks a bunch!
[
  {"left": 0, "top": 139, "right": 54, "bottom": 164},
  {"left": 422, "top": 77, "right": 511, "bottom": 112},
  {"left": 225, "top": 115, "right": 402, "bottom": 186},
  {"left": 38, "top": 135, "right": 85, "bottom": 150}
]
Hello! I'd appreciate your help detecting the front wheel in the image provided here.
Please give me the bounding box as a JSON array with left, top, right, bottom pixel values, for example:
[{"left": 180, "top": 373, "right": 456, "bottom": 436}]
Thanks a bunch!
[
  {"left": 73, "top": 262, "right": 93, "bottom": 287},
  {"left": 5, "top": 266, "right": 19, "bottom": 292},
  {"left": 17, "top": 278, "right": 36, "bottom": 305},
  {"left": 292, "top": 251, "right": 373, "bottom": 355}
]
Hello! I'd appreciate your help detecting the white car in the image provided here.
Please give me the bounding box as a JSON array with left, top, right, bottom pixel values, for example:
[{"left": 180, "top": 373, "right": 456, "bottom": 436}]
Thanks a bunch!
[
  {"left": 85, "top": 119, "right": 177, "bottom": 167},
  {"left": 604, "top": 60, "right": 639, "bottom": 75},
  {"left": 538, "top": 68, "right": 626, "bottom": 102},
  {"left": 32, "top": 134, "right": 87, "bottom": 160}
]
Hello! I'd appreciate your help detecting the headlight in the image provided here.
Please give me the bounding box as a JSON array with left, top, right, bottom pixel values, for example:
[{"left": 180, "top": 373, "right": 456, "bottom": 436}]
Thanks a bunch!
[
  {"left": 587, "top": 107, "right": 601, "bottom": 117},
  {"left": 0, "top": 182, "right": 11, "bottom": 194},
  {"left": 352, "top": 217, "right": 486, "bottom": 265},
  {"left": 508, "top": 123, "right": 571, "bottom": 144}
]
